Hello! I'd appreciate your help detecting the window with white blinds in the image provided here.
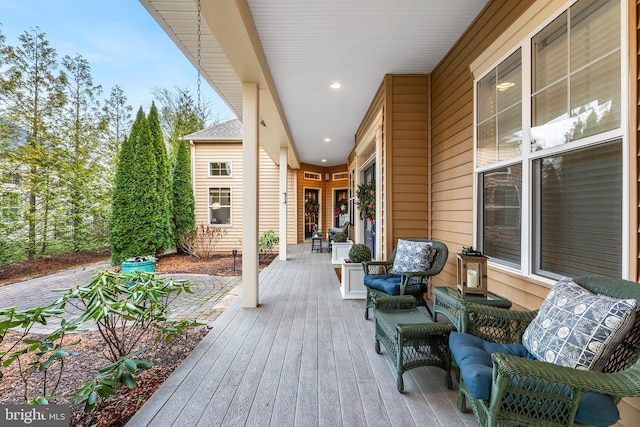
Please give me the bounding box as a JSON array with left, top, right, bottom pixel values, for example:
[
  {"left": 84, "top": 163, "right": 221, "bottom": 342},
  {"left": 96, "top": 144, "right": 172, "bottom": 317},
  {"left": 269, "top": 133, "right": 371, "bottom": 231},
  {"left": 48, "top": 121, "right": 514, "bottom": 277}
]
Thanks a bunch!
[
  {"left": 475, "top": 0, "right": 623, "bottom": 279},
  {"left": 535, "top": 141, "right": 622, "bottom": 278}
]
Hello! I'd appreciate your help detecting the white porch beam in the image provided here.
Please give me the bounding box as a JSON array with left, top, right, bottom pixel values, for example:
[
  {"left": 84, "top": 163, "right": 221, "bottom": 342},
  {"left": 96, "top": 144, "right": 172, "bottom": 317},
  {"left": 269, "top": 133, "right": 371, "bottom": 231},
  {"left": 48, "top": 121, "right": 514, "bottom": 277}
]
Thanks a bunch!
[
  {"left": 242, "top": 83, "right": 259, "bottom": 308},
  {"left": 279, "top": 147, "right": 288, "bottom": 260}
]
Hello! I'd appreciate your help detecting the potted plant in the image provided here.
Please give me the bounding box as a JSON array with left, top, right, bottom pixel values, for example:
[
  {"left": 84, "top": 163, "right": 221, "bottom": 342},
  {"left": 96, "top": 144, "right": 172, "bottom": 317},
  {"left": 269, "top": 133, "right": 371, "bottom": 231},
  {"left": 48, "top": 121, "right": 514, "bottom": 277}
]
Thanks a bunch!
[
  {"left": 121, "top": 255, "right": 156, "bottom": 274},
  {"left": 331, "top": 231, "right": 353, "bottom": 265},
  {"left": 340, "top": 243, "right": 372, "bottom": 299}
]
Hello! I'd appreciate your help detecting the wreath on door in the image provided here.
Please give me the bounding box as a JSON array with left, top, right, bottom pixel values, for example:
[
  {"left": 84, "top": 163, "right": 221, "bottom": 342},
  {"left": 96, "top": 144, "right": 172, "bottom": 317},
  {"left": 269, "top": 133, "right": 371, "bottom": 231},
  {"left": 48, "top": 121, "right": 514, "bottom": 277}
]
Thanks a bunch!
[
  {"left": 305, "top": 198, "right": 319, "bottom": 217},
  {"left": 356, "top": 180, "right": 375, "bottom": 221}
]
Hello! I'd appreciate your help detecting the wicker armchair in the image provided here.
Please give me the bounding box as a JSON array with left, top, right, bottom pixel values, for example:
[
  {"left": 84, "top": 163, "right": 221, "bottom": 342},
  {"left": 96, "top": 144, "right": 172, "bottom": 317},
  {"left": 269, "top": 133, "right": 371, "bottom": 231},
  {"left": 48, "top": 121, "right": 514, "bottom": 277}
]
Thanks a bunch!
[
  {"left": 362, "top": 239, "right": 448, "bottom": 319},
  {"left": 452, "top": 275, "right": 640, "bottom": 427}
]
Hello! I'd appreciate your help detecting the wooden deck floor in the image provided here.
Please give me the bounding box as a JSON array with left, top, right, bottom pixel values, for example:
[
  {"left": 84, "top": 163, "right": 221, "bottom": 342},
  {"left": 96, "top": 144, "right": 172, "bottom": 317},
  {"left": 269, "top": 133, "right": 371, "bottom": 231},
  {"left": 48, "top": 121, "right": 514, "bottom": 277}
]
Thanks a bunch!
[{"left": 127, "top": 244, "right": 475, "bottom": 427}]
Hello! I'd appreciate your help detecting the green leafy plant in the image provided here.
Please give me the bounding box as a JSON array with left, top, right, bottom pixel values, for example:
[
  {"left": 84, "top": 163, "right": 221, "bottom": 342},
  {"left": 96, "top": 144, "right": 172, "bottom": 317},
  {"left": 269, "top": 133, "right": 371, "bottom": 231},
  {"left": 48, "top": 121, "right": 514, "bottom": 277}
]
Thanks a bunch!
[
  {"left": 356, "top": 180, "right": 375, "bottom": 221},
  {"left": 53, "top": 270, "right": 202, "bottom": 412},
  {"left": 1, "top": 305, "right": 79, "bottom": 403},
  {"left": 332, "top": 231, "right": 347, "bottom": 243},
  {"left": 73, "top": 348, "right": 153, "bottom": 413},
  {"left": 347, "top": 243, "right": 372, "bottom": 263},
  {"left": 54, "top": 270, "right": 199, "bottom": 362},
  {"left": 259, "top": 230, "right": 279, "bottom": 261}
]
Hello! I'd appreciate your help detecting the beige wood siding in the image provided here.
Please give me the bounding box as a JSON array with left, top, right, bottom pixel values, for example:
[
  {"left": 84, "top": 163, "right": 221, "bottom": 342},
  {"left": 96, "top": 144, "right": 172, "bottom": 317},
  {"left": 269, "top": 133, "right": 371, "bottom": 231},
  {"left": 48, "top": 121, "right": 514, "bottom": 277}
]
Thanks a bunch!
[
  {"left": 429, "top": 0, "right": 537, "bottom": 298},
  {"left": 432, "top": 1, "right": 638, "bottom": 423},
  {"left": 193, "top": 142, "right": 295, "bottom": 253},
  {"left": 193, "top": 143, "right": 242, "bottom": 254},
  {"left": 352, "top": 75, "right": 429, "bottom": 258},
  {"left": 295, "top": 163, "right": 349, "bottom": 243},
  {"left": 387, "top": 75, "right": 430, "bottom": 245}
]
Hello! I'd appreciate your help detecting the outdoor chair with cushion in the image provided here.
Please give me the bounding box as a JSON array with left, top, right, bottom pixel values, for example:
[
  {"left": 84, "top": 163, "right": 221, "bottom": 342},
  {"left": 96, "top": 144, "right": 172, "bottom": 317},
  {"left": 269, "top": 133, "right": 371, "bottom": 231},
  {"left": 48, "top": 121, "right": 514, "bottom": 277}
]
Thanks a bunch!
[
  {"left": 449, "top": 275, "right": 640, "bottom": 427},
  {"left": 362, "top": 239, "right": 448, "bottom": 319}
]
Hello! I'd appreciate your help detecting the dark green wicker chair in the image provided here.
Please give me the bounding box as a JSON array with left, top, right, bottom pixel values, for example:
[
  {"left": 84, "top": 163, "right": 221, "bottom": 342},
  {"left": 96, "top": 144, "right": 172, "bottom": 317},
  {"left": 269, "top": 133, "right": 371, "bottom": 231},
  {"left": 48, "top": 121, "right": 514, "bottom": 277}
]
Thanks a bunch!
[
  {"left": 362, "top": 239, "right": 448, "bottom": 319},
  {"left": 452, "top": 275, "right": 640, "bottom": 427}
]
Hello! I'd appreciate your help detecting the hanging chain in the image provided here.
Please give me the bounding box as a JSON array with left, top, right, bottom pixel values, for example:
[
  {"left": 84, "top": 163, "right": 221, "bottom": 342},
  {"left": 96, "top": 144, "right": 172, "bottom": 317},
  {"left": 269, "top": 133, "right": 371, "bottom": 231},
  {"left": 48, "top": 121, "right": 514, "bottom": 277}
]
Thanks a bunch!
[{"left": 196, "top": 0, "right": 202, "bottom": 112}]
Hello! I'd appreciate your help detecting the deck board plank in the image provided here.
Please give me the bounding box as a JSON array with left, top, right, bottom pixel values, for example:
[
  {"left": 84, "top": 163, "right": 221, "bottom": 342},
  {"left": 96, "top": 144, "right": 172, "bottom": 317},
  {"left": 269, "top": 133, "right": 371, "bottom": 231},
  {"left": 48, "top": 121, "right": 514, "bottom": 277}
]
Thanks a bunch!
[{"left": 126, "top": 244, "right": 476, "bottom": 427}]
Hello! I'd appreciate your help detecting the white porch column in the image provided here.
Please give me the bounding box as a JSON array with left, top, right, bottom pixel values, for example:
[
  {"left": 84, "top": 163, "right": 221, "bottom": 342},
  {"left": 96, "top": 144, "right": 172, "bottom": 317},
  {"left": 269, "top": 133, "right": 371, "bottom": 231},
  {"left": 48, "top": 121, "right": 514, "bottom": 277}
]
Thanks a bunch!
[
  {"left": 279, "top": 147, "right": 288, "bottom": 260},
  {"left": 242, "top": 83, "right": 259, "bottom": 308}
]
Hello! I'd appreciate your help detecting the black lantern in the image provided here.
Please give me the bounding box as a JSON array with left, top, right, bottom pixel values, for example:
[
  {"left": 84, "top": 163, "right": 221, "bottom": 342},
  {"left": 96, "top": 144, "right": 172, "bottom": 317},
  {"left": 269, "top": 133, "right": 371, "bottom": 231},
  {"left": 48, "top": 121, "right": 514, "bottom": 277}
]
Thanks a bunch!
[{"left": 232, "top": 248, "right": 238, "bottom": 272}]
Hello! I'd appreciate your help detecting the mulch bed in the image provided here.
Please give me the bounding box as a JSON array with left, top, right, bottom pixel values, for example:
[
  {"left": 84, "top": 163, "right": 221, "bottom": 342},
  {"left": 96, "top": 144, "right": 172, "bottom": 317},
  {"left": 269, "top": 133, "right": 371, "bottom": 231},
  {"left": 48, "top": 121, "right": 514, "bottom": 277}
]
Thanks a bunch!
[{"left": 0, "top": 250, "right": 277, "bottom": 426}]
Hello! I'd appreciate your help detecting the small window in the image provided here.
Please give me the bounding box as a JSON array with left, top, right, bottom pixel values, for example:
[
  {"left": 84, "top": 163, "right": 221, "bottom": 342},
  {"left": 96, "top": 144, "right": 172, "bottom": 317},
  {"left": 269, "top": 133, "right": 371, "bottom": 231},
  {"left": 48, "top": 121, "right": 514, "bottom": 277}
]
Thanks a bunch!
[
  {"left": 333, "top": 172, "right": 348, "bottom": 181},
  {"left": 209, "top": 161, "right": 231, "bottom": 177},
  {"left": 209, "top": 187, "right": 231, "bottom": 225},
  {"left": 304, "top": 171, "right": 322, "bottom": 181}
]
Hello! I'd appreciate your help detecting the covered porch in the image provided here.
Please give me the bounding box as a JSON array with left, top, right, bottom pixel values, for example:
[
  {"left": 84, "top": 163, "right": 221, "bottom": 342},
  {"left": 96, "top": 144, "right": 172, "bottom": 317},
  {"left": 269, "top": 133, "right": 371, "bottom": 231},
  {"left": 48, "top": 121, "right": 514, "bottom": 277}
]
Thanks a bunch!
[{"left": 127, "top": 244, "right": 473, "bottom": 426}]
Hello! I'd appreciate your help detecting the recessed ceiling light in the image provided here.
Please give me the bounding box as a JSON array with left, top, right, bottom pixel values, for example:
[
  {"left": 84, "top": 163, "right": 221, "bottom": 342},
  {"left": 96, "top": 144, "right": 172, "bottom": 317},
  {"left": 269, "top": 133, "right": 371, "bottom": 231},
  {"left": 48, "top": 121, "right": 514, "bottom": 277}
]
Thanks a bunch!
[
  {"left": 329, "top": 81, "right": 342, "bottom": 89},
  {"left": 324, "top": 138, "right": 331, "bottom": 142},
  {"left": 321, "top": 158, "right": 327, "bottom": 163}
]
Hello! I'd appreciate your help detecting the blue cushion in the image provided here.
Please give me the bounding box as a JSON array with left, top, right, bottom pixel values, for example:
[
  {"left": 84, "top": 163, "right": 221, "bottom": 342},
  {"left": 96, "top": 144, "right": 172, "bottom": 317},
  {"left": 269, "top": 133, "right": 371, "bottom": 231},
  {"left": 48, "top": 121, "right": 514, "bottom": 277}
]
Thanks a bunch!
[
  {"left": 363, "top": 273, "right": 427, "bottom": 296},
  {"left": 449, "top": 332, "right": 620, "bottom": 426},
  {"left": 522, "top": 278, "right": 636, "bottom": 371},
  {"left": 391, "top": 240, "right": 434, "bottom": 274},
  {"left": 450, "top": 332, "right": 534, "bottom": 400}
]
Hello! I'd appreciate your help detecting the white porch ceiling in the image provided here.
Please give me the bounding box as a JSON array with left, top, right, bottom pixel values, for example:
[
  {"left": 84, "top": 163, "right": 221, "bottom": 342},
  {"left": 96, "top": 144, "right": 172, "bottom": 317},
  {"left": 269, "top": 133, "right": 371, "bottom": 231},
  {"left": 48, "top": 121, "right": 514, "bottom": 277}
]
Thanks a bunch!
[{"left": 140, "top": 0, "right": 490, "bottom": 167}]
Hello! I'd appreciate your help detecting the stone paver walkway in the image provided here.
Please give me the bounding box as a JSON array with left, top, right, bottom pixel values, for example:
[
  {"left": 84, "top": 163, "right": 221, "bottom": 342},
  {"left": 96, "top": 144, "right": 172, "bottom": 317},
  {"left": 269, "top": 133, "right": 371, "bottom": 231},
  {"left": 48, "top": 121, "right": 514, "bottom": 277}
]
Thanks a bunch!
[{"left": 0, "top": 262, "right": 242, "bottom": 334}]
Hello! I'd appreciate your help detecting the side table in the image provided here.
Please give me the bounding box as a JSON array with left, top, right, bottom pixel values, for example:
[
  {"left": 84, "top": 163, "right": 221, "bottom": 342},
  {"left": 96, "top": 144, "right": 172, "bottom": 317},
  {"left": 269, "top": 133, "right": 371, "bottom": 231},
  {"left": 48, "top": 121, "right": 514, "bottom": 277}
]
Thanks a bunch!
[
  {"left": 432, "top": 286, "right": 512, "bottom": 330},
  {"left": 311, "top": 236, "right": 322, "bottom": 253}
]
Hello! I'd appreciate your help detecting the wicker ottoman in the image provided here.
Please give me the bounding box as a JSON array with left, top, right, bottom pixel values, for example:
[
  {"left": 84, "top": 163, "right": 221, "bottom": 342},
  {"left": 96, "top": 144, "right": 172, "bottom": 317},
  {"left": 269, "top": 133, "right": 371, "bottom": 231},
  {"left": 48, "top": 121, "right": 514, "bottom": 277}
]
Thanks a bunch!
[{"left": 374, "top": 296, "right": 456, "bottom": 392}]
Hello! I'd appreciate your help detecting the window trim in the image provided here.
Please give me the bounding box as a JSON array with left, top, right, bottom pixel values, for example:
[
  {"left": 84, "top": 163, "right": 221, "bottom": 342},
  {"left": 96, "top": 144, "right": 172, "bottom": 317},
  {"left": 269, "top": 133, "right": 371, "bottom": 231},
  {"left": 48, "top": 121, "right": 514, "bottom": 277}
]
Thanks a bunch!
[
  {"left": 472, "top": 0, "right": 629, "bottom": 282},
  {"left": 208, "top": 186, "right": 232, "bottom": 227},
  {"left": 208, "top": 161, "right": 232, "bottom": 178}
]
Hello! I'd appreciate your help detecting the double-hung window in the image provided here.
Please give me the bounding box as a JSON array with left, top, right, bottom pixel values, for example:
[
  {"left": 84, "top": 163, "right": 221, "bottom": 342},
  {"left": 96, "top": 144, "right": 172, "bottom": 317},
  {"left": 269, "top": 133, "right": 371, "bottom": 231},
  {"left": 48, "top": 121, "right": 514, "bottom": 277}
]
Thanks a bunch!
[
  {"left": 209, "top": 187, "right": 231, "bottom": 225},
  {"left": 209, "top": 161, "right": 231, "bottom": 177},
  {"left": 476, "top": 0, "right": 623, "bottom": 279}
]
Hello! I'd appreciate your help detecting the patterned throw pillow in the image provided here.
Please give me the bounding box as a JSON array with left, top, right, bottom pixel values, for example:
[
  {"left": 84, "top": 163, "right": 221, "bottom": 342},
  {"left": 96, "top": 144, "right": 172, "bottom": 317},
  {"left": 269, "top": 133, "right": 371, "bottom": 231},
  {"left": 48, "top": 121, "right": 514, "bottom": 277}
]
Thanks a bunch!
[
  {"left": 391, "top": 240, "right": 434, "bottom": 274},
  {"left": 522, "top": 278, "right": 636, "bottom": 371}
]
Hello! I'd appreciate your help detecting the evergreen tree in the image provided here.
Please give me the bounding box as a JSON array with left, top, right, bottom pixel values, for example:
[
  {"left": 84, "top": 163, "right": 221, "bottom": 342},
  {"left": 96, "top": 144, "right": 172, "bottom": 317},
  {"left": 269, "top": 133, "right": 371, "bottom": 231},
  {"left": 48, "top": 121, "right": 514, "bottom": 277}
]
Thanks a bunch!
[
  {"left": 0, "top": 27, "right": 65, "bottom": 258},
  {"left": 110, "top": 128, "right": 135, "bottom": 265},
  {"left": 110, "top": 108, "right": 159, "bottom": 264},
  {"left": 172, "top": 139, "right": 195, "bottom": 247},
  {"left": 166, "top": 91, "right": 202, "bottom": 247},
  {"left": 58, "top": 54, "right": 104, "bottom": 251},
  {"left": 147, "top": 103, "right": 173, "bottom": 251},
  {"left": 102, "top": 85, "right": 132, "bottom": 168}
]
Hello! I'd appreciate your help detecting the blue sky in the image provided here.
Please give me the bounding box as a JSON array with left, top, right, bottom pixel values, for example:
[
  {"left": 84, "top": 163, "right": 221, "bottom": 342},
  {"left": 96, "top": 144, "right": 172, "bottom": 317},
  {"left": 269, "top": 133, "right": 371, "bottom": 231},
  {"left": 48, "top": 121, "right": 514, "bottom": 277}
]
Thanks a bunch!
[{"left": 0, "top": 0, "right": 233, "bottom": 120}]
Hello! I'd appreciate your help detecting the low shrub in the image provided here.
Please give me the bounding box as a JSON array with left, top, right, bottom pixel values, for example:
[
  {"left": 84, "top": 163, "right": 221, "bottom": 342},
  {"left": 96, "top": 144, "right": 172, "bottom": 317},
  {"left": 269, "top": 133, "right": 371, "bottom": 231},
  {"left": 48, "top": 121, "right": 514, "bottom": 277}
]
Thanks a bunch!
[
  {"left": 348, "top": 243, "right": 372, "bottom": 263},
  {"left": 332, "top": 232, "right": 347, "bottom": 243}
]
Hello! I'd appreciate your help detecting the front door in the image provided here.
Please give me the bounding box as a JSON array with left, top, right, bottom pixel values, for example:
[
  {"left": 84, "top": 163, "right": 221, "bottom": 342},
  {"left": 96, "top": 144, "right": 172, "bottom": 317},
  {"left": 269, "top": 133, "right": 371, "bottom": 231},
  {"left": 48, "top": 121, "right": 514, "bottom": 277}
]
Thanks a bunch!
[
  {"left": 334, "top": 189, "right": 348, "bottom": 228},
  {"left": 363, "top": 164, "right": 375, "bottom": 258},
  {"left": 304, "top": 188, "right": 320, "bottom": 238}
]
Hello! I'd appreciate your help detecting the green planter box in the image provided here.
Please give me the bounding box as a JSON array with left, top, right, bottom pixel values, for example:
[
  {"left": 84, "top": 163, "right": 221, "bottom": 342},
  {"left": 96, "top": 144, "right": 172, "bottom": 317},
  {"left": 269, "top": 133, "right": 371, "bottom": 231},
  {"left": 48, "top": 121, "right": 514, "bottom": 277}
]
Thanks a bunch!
[{"left": 121, "top": 259, "right": 156, "bottom": 274}]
